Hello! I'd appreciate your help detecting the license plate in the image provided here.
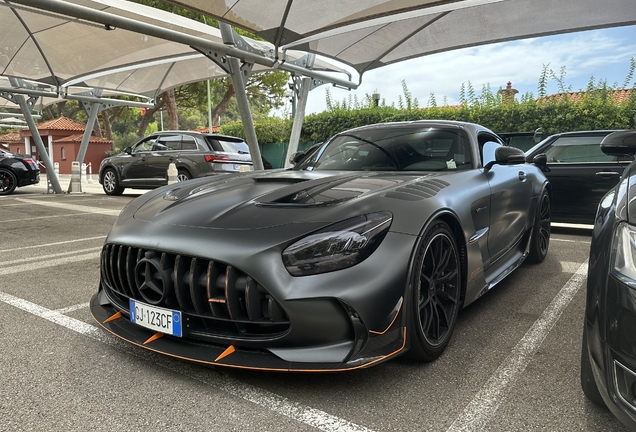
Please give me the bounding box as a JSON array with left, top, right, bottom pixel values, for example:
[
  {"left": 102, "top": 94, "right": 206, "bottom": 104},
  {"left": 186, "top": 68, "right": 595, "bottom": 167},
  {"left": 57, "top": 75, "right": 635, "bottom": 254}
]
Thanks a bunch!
[
  {"left": 129, "top": 299, "right": 182, "bottom": 337},
  {"left": 237, "top": 164, "right": 252, "bottom": 172}
]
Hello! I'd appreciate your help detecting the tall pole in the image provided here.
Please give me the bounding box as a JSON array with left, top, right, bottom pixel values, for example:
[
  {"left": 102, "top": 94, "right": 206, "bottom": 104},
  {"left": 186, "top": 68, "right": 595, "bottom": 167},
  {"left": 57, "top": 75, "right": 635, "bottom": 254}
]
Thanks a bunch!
[
  {"left": 285, "top": 77, "right": 310, "bottom": 168},
  {"left": 13, "top": 94, "right": 63, "bottom": 194}
]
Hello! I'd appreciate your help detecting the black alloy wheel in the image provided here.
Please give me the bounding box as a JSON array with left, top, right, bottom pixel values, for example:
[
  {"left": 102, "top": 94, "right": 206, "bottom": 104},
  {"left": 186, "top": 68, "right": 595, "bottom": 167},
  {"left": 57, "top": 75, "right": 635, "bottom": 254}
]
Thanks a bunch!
[
  {"left": 102, "top": 168, "right": 124, "bottom": 196},
  {"left": 408, "top": 221, "right": 462, "bottom": 361},
  {"left": 0, "top": 168, "right": 18, "bottom": 195},
  {"left": 527, "top": 189, "right": 551, "bottom": 263}
]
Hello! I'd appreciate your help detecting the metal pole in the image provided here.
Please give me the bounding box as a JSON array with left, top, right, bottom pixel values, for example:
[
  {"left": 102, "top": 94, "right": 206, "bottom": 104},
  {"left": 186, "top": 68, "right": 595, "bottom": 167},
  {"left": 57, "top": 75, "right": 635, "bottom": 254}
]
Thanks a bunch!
[
  {"left": 285, "top": 77, "right": 311, "bottom": 168},
  {"left": 207, "top": 80, "right": 213, "bottom": 133},
  {"left": 220, "top": 22, "right": 264, "bottom": 171},
  {"left": 11, "top": 94, "right": 63, "bottom": 194},
  {"left": 76, "top": 101, "right": 100, "bottom": 167}
]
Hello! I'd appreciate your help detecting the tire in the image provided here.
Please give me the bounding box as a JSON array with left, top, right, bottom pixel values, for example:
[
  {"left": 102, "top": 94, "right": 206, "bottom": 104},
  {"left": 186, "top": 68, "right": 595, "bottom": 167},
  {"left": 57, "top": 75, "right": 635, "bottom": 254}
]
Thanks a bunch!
[
  {"left": 102, "top": 168, "right": 124, "bottom": 196},
  {"left": 527, "top": 189, "right": 551, "bottom": 264},
  {"left": 177, "top": 169, "right": 191, "bottom": 182},
  {"left": 581, "top": 324, "right": 605, "bottom": 406},
  {"left": 407, "top": 221, "right": 462, "bottom": 362},
  {"left": 0, "top": 168, "right": 18, "bottom": 195}
]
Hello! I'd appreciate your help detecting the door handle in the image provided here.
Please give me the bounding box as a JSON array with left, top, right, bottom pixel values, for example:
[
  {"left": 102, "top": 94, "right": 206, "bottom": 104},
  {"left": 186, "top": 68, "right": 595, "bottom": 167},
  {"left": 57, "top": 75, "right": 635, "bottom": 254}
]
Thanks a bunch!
[
  {"left": 518, "top": 171, "right": 527, "bottom": 181},
  {"left": 596, "top": 171, "right": 620, "bottom": 178}
]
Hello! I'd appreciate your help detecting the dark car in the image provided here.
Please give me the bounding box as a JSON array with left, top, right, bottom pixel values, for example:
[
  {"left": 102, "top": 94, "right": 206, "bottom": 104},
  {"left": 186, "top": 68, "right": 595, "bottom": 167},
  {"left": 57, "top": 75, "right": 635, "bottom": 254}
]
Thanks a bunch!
[
  {"left": 90, "top": 120, "right": 550, "bottom": 371},
  {"left": 499, "top": 128, "right": 543, "bottom": 152},
  {"left": 525, "top": 130, "right": 629, "bottom": 224},
  {"left": 0, "top": 148, "right": 40, "bottom": 195},
  {"left": 99, "top": 131, "right": 255, "bottom": 195},
  {"left": 581, "top": 130, "right": 636, "bottom": 430}
]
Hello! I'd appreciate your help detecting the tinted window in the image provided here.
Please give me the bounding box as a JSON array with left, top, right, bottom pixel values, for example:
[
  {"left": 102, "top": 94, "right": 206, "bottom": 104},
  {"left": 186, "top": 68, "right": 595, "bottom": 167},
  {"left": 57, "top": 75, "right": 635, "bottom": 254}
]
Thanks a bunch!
[
  {"left": 544, "top": 136, "right": 614, "bottom": 163},
  {"left": 181, "top": 136, "right": 198, "bottom": 150},
  {"left": 133, "top": 137, "right": 155, "bottom": 153},
  {"left": 218, "top": 139, "right": 250, "bottom": 154},
  {"left": 298, "top": 126, "right": 472, "bottom": 171},
  {"left": 155, "top": 135, "right": 181, "bottom": 151}
]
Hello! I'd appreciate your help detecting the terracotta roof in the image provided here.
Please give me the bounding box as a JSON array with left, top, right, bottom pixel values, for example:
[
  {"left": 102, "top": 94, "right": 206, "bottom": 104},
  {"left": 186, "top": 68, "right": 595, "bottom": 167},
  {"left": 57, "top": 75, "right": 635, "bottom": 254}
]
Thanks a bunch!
[
  {"left": 193, "top": 125, "right": 221, "bottom": 133},
  {"left": 54, "top": 134, "right": 112, "bottom": 144},
  {"left": 0, "top": 132, "right": 23, "bottom": 143},
  {"left": 36, "top": 115, "right": 87, "bottom": 132},
  {"left": 540, "top": 88, "right": 633, "bottom": 104}
]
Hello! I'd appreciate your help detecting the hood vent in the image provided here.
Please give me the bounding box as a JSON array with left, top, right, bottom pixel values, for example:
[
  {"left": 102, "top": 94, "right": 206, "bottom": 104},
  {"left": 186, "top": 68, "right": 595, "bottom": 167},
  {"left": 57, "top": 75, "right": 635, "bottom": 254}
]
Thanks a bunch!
[{"left": 384, "top": 178, "right": 450, "bottom": 201}]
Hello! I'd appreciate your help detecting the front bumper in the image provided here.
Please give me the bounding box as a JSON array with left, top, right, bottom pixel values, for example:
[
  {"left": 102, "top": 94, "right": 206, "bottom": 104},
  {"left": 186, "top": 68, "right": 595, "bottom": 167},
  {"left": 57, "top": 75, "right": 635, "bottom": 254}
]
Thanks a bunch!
[{"left": 91, "top": 290, "right": 406, "bottom": 372}]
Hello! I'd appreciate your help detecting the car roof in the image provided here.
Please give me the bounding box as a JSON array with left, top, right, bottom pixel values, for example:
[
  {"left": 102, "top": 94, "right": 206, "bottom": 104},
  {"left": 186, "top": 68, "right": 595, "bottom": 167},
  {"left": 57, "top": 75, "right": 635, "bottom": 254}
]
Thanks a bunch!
[{"left": 155, "top": 130, "right": 244, "bottom": 141}]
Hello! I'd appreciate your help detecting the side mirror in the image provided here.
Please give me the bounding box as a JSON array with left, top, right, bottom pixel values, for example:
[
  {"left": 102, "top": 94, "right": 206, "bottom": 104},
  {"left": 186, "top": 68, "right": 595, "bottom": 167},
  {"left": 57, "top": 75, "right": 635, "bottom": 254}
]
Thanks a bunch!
[
  {"left": 289, "top": 151, "right": 306, "bottom": 165},
  {"left": 533, "top": 128, "right": 543, "bottom": 144},
  {"left": 601, "top": 130, "right": 636, "bottom": 156},
  {"left": 124, "top": 146, "right": 132, "bottom": 155},
  {"left": 532, "top": 153, "right": 547, "bottom": 166},
  {"left": 484, "top": 146, "right": 526, "bottom": 170}
]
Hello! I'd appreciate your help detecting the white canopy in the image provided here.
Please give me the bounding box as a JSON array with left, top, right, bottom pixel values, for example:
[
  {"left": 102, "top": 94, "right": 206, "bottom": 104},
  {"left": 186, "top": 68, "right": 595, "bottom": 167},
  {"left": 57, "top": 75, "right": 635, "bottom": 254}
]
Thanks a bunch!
[
  {"left": 0, "top": 0, "right": 349, "bottom": 96},
  {"left": 165, "top": 0, "right": 636, "bottom": 74}
]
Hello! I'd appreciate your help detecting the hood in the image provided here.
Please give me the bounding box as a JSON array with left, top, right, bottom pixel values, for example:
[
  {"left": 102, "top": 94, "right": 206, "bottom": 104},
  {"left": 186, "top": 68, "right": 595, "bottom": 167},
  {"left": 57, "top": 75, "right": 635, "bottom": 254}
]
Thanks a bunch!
[{"left": 133, "top": 170, "right": 437, "bottom": 229}]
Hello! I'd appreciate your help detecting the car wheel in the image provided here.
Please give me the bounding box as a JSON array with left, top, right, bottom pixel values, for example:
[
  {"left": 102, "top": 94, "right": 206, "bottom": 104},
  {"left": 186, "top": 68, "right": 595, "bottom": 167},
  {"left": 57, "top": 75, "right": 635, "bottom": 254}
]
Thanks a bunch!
[
  {"left": 581, "top": 324, "right": 605, "bottom": 405},
  {"left": 177, "top": 169, "right": 191, "bottom": 182},
  {"left": 0, "top": 168, "right": 18, "bottom": 195},
  {"left": 102, "top": 168, "right": 124, "bottom": 196},
  {"left": 407, "top": 221, "right": 462, "bottom": 362},
  {"left": 527, "top": 189, "right": 551, "bottom": 264}
]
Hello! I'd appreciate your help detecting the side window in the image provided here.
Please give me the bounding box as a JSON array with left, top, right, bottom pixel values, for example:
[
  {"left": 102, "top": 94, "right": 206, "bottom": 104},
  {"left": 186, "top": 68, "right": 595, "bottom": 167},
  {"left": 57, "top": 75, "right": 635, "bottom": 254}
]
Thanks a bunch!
[
  {"left": 544, "top": 136, "right": 615, "bottom": 163},
  {"left": 133, "top": 137, "right": 155, "bottom": 153},
  {"left": 154, "top": 135, "right": 181, "bottom": 151},
  {"left": 478, "top": 132, "right": 502, "bottom": 166},
  {"left": 181, "top": 136, "right": 198, "bottom": 151}
]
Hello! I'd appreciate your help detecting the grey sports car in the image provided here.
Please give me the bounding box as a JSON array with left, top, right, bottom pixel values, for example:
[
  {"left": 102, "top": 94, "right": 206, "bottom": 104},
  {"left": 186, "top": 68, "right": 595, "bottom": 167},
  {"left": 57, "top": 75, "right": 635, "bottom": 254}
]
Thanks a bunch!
[{"left": 90, "top": 120, "right": 551, "bottom": 371}]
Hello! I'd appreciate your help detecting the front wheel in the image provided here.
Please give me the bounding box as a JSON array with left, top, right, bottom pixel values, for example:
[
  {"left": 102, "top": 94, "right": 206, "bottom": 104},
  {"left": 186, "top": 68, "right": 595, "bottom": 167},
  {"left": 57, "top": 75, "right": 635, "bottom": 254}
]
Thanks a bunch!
[
  {"left": 527, "top": 189, "right": 551, "bottom": 264},
  {"left": 102, "top": 168, "right": 124, "bottom": 196},
  {"left": 407, "top": 221, "right": 462, "bottom": 362},
  {"left": 581, "top": 324, "right": 605, "bottom": 405},
  {"left": 0, "top": 168, "right": 18, "bottom": 195},
  {"left": 177, "top": 169, "right": 191, "bottom": 182}
]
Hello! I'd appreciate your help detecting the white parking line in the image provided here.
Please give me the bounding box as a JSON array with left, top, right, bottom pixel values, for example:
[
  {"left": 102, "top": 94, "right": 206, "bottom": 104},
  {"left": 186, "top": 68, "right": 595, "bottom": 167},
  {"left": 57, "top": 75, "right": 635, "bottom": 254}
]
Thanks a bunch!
[
  {"left": 551, "top": 238, "right": 591, "bottom": 244},
  {"left": 0, "top": 236, "right": 106, "bottom": 253},
  {"left": 0, "top": 290, "right": 373, "bottom": 432},
  {"left": 55, "top": 302, "right": 91, "bottom": 314},
  {"left": 3, "top": 212, "right": 99, "bottom": 223},
  {"left": 14, "top": 198, "right": 121, "bottom": 215},
  {"left": 0, "top": 249, "right": 101, "bottom": 275},
  {"left": 446, "top": 261, "right": 588, "bottom": 432}
]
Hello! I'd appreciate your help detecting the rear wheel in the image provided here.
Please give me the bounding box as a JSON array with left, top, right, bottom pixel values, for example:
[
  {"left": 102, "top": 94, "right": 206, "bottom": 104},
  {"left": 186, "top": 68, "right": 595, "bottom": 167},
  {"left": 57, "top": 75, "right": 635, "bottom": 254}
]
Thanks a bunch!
[
  {"left": 102, "top": 168, "right": 124, "bottom": 196},
  {"left": 0, "top": 168, "right": 18, "bottom": 195},
  {"left": 407, "top": 221, "right": 462, "bottom": 362},
  {"left": 177, "top": 169, "right": 191, "bottom": 182},
  {"left": 581, "top": 324, "right": 605, "bottom": 405},
  {"left": 527, "top": 189, "right": 551, "bottom": 263}
]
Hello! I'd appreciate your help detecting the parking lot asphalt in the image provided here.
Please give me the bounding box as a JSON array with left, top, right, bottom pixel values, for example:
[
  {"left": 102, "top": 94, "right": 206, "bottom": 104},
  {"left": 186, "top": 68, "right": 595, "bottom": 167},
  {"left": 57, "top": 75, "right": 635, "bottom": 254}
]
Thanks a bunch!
[{"left": 0, "top": 180, "right": 628, "bottom": 432}]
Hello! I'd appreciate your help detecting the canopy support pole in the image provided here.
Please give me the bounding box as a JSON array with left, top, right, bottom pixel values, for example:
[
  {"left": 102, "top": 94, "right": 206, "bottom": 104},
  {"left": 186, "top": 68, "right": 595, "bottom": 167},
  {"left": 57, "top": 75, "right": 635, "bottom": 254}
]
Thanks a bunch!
[
  {"left": 6, "top": 78, "right": 63, "bottom": 194},
  {"left": 285, "top": 76, "right": 311, "bottom": 168},
  {"left": 219, "top": 22, "right": 264, "bottom": 171}
]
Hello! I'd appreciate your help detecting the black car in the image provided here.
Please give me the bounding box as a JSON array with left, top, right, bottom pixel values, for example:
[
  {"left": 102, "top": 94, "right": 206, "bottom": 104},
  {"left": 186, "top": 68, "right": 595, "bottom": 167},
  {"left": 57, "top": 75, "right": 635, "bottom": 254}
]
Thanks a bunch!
[
  {"left": 499, "top": 128, "right": 543, "bottom": 152},
  {"left": 99, "top": 131, "right": 255, "bottom": 195},
  {"left": 525, "top": 130, "right": 628, "bottom": 224},
  {"left": 90, "top": 120, "right": 551, "bottom": 371},
  {"left": 581, "top": 130, "right": 636, "bottom": 430},
  {"left": 0, "top": 148, "right": 40, "bottom": 195}
]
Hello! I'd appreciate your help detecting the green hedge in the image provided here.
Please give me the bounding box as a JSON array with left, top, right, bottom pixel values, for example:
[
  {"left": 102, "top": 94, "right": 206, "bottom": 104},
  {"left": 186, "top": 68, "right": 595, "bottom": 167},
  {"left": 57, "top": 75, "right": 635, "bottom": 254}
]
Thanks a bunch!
[{"left": 218, "top": 95, "right": 636, "bottom": 154}]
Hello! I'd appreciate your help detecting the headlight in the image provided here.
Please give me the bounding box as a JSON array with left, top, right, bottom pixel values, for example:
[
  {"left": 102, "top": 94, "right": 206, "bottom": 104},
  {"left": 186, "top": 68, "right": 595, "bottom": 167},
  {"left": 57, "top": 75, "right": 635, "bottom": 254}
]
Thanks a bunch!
[
  {"left": 612, "top": 222, "right": 636, "bottom": 288},
  {"left": 282, "top": 212, "right": 392, "bottom": 276}
]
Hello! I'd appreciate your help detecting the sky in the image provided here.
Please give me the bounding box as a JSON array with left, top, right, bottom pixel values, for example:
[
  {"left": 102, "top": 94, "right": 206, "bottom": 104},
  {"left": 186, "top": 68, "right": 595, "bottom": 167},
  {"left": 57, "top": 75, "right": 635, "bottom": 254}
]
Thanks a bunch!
[{"left": 294, "top": 25, "right": 636, "bottom": 116}]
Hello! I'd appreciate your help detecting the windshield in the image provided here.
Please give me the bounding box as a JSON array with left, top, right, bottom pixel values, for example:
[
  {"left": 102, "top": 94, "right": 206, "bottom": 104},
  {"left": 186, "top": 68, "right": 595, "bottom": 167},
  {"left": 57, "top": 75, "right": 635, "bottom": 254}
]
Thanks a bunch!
[{"left": 296, "top": 126, "right": 472, "bottom": 172}]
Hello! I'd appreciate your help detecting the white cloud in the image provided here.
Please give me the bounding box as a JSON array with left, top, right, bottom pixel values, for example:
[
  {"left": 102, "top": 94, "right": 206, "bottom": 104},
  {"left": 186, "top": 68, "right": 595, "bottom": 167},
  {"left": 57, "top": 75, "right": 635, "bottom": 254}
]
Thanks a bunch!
[{"left": 298, "top": 26, "right": 636, "bottom": 115}]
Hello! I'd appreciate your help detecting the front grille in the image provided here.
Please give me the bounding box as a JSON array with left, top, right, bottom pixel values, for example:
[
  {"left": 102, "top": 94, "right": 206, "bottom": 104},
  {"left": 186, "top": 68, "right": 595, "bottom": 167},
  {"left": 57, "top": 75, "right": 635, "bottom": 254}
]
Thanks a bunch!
[{"left": 101, "top": 244, "right": 290, "bottom": 340}]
